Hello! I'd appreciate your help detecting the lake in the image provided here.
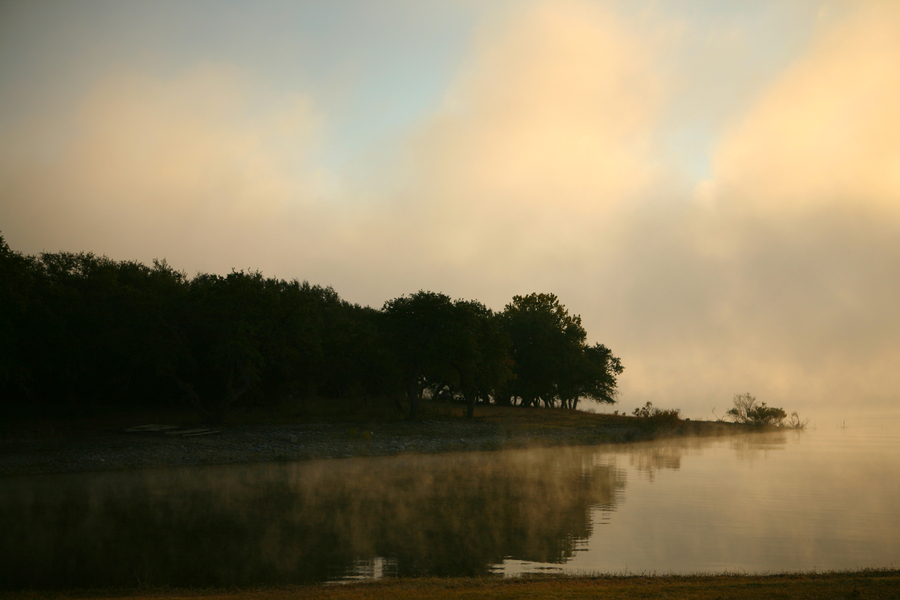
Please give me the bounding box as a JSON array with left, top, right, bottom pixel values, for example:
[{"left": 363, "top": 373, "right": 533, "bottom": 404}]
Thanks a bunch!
[{"left": 2, "top": 415, "right": 898, "bottom": 589}]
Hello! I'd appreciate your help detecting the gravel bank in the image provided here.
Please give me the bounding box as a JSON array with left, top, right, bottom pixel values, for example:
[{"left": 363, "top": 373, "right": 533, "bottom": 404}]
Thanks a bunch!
[
  {"left": 0, "top": 413, "right": 745, "bottom": 477},
  {"left": 0, "top": 419, "right": 647, "bottom": 477}
]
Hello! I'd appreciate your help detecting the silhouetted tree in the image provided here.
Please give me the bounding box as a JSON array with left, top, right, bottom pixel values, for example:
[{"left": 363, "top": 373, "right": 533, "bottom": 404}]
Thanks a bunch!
[
  {"left": 2, "top": 236, "right": 622, "bottom": 424},
  {"left": 499, "top": 293, "right": 622, "bottom": 409},
  {"left": 0, "top": 234, "right": 36, "bottom": 406},
  {"left": 500, "top": 293, "right": 584, "bottom": 407},
  {"left": 382, "top": 291, "right": 457, "bottom": 419},
  {"left": 445, "top": 299, "right": 512, "bottom": 417},
  {"left": 569, "top": 342, "right": 624, "bottom": 408},
  {"left": 318, "top": 301, "right": 401, "bottom": 405},
  {"left": 167, "top": 272, "right": 326, "bottom": 422}
]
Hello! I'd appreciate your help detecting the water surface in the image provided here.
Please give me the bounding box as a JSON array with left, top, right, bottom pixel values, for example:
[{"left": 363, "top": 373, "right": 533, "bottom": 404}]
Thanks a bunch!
[
  {"left": 2, "top": 416, "right": 898, "bottom": 588},
  {"left": 507, "top": 415, "right": 900, "bottom": 575}
]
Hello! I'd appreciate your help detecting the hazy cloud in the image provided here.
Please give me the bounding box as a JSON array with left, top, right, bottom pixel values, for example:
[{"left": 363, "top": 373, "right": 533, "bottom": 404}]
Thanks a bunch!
[
  {"left": 2, "top": 0, "right": 898, "bottom": 417},
  {"left": 0, "top": 63, "right": 331, "bottom": 273},
  {"left": 369, "top": 0, "right": 664, "bottom": 294},
  {"left": 707, "top": 1, "right": 900, "bottom": 214},
  {"left": 620, "top": 1, "right": 900, "bottom": 414}
]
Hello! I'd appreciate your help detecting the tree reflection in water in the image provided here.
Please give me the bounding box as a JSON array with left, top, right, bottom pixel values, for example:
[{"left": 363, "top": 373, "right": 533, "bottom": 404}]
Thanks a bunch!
[{"left": 1, "top": 447, "right": 625, "bottom": 589}]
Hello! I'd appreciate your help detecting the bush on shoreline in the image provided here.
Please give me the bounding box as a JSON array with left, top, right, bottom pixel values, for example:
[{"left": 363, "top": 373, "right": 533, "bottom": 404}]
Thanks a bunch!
[{"left": 725, "top": 393, "right": 807, "bottom": 429}]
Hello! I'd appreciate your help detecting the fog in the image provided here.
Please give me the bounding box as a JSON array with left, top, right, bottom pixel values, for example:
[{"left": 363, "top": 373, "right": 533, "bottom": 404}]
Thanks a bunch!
[
  {"left": 2, "top": 1, "right": 899, "bottom": 417},
  {"left": 1, "top": 447, "right": 625, "bottom": 588},
  {"left": 5, "top": 423, "right": 899, "bottom": 587}
]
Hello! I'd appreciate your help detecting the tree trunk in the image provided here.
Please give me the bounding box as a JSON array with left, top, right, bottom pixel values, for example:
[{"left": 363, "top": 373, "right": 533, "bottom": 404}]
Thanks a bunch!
[
  {"left": 465, "top": 392, "right": 476, "bottom": 418},
  {"left": 170, "top": 375, "right": 212, "bottom": 422},
  {"left": 206, "top": 362, "right": 251, "bottom": 424},
  {"left": 406, "top": 377, "right": 419, "bottom": 420}
]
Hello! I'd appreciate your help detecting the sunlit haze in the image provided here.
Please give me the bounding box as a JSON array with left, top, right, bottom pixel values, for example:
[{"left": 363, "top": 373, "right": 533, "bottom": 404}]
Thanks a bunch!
[{"left": 2, "top": 0, "right": 898, "bottom": 419}]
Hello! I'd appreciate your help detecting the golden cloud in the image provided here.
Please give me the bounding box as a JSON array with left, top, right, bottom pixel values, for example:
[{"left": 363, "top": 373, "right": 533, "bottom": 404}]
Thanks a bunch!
[
  {"left": 0, "top": 63, "right": 328, "bottom": 270},
  {"left": 707, "top": 2, "right": 900, "bottom": 214},
  {"left": 70, "top": 64, "right": 322, "bottom": 218},
  {"left": 392, "top": 0, "right": 664, "bottom": 266}
]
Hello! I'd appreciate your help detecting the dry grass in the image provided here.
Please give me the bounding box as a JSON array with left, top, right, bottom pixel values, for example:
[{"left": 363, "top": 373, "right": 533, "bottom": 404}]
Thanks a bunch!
[
  {"left": 234, "top": 397, "right": 628, "bottom": 428},
  {"left": 0, "top": 398, "right": 608, "bottom": 440},
  {"left": 2, "top": 397, "right": 741, "bottom": 444},
  {"left": 6, "top": 571, "right": 899, "bottom": 600}
]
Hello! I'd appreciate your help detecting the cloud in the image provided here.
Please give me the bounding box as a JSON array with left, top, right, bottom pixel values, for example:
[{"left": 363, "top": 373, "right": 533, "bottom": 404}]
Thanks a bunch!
[
  {"left": 621, "top": 1, "right": 900, "bottom": 413},
  {"left": 3, "top": 0, "right": 899, "bottom": 417},
  {"left": 0, "top": 63, "right": 330, "bottom": 272},
  {"left": 707, "top": 2, "right": 900, "bottom": 214},
  {"left": 0, "top": 0, "right": 671, "bottom": 303},
  {"left": 369, "top": 0, "right": 898, "bottom": 415},
  {"left": 380, "top": 0, "right": 665, "bottom": 276}
]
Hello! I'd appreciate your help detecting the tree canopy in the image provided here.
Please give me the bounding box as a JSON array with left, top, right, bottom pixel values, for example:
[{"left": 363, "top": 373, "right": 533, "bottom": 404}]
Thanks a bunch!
[
  {"left": 497, "top": 293, "right": 622, "bottom": 409},
  {"left": 0, "top": 235, "right": 622, "bottom": 422},
  {"left": 382, "top": 291, "right": 513, "bottom": 419}
]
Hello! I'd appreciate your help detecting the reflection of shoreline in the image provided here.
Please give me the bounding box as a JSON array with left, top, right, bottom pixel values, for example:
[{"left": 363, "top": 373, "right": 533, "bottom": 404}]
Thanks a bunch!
[
  {"left": 728, "top": 430, "right": 790, "bottom": 461},
  {"left": 600, "top": 430, "right": 791, "bottom": 480},
  {"left": 0, "top": 447, "right": 627, "bottom": 589}
]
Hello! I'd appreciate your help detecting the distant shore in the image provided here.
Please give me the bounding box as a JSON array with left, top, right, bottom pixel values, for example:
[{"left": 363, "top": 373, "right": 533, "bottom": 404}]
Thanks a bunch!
[{"left": 0, "top": 404, "right": 747, "bottom": 477}]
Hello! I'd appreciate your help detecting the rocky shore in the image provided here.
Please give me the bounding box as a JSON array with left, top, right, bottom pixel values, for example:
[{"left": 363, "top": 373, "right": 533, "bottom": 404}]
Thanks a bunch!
[
  {"left": 0, "top": 413, "right": 742, "bottom": 478},
  {"left": 0, "top": 418, "right": 660, "bottom": 477}
]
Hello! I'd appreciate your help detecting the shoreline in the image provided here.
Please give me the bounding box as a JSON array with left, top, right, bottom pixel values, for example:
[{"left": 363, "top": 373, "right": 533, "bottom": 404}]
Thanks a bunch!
[
  {"left": 3, "top": 570, "right": 898, "bottom": 599},
  {"left": 0, "top": 411, "right": 745, "bottom": 477}
]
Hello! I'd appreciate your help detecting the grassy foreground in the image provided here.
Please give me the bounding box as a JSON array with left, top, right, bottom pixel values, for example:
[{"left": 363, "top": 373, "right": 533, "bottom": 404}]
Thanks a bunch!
[{"left": 5, "top": 571, "right": 899, "bottom": 600}]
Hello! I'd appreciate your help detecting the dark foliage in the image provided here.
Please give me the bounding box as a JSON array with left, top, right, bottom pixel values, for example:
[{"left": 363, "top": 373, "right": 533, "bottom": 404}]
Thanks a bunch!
[
  {"left": 496, "top": 293, "right": 623, "bottom": 409},
  {"left": 632, "top": 401, "right": 681, "bottom": 424},
  {"left": 0, "top": 235, "right": 622, "bottom": 421},
  {"left": 726, "top": 392, "right": 805, "bottom": 428}
]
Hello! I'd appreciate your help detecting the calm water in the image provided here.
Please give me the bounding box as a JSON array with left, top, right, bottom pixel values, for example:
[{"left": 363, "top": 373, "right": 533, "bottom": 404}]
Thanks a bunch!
[{"left": 2, "top": 416, "right": 898, "bottom": 589}]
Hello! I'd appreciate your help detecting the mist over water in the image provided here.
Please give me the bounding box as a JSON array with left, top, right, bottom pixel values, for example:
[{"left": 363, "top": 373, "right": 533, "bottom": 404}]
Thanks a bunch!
[
  {"left": 1, "top": 448, "right": 623, "bottom": 588},
  {"left": 2, "top": 416, "right": 898, "bottom": 589}
]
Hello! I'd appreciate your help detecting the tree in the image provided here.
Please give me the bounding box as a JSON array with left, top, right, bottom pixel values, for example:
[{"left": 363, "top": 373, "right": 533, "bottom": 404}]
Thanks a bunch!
[
  {"left": 0, "top": 233, "right": 36, "bottom": 403},
  {"left": 499, "top": 293, "right": 583, "bottom": 407},
  {"left": 382, "top": 291, "right": 457, "bottom": 419},
  {"left": 445, "top": 300, "right": 511, "bottom": 418},
  {"left": 2, "top": 234, "right": 622, "bottom": 424},
  {"left": 726, "top": 393, "right": 788, "bottom": 426},
  {"left": 317, "top": 299, "right": 400, "bottom": 405},
  {"left": 166, "top": 271, "right": 325, "bottom": 422},
  {"left": 499, "top": 293, "right": 623, "bottom": 409},
  {"left": 381, "top": 291, "right": 513, "bottom": 419},
  {"left": 566, "top": 342, "right": 624, "bottom": 409},
  {"left": 0, "top": 247, "right": 193, "bottom": 414},
  {"left": 254, "top": 279, "right": 328, "bottom": 408}
]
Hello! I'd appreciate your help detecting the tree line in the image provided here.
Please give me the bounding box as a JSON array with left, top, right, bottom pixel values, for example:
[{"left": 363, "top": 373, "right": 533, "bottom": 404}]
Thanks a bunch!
[{"left": 0, "top": 235, "right": 623, "bottom": 422}]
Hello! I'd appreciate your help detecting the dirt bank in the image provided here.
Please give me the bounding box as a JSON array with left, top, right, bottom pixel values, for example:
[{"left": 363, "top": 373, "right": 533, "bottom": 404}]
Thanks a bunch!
[{"left": 0, "top": 407, "right": 742, "bottom": 477}]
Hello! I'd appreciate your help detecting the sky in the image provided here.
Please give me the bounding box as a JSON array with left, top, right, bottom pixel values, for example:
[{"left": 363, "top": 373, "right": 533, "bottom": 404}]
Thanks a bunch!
[{"left": 2, "top": 0, "right": 898, "bottom": 420}]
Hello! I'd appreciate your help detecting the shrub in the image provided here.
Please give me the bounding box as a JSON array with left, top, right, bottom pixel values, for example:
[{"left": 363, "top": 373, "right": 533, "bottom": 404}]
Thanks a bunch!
[
  {"left": 784, "top": 411, "right": 809, "bottom": 429},
  {"left": 632, "top": 401, "right": 681, "bottom": 425},
  {"left": 726, "top": 393, "right": 805, "bottom": 428}
]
